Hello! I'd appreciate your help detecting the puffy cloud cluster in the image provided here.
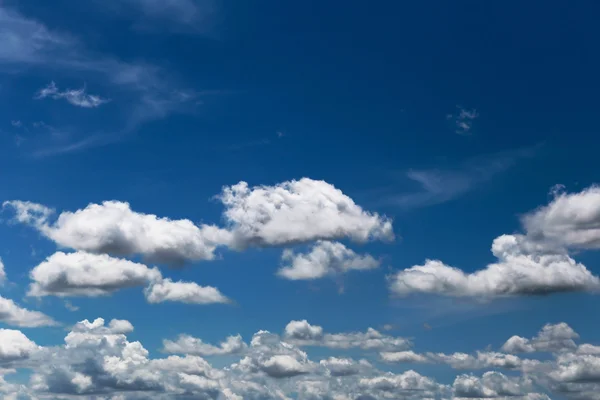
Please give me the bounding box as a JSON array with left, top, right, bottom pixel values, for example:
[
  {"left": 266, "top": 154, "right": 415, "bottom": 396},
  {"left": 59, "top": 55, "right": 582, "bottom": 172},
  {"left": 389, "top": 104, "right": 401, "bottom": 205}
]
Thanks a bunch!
[
  {"left": 3, "top": 200, "right": 232, "bottom": 266},
  {"left": 0, "top": 329, "right": 39, "bottom": 362},
  {"left": 502, "top": 323, "right": 579, "bottom": 354},
  {"left": 26, "top": 251, "right": 230, "bottom": 305},
  {"left": 522, "top": 185, "right": 600, "bottom": 251},
  {"left": 388, "top": 185, "right": 600, "bottom": 299},
  {"left": 284, "top": 320, "right": 411, "bottom": 351},
  {"left": 389, "top": 233, "right": 600, "bottom": 299},
  {"left": 28, "top": 251, "right": 162, "bottom": 297},
  {"left": 218, "top": 178, "right": 394, "bottom": 249},
  {"left": 277, "top": 241, "right": 380, "bottom": 280},
  {"left": 5, "top": 178, "right": 393, "bottom": 265},
  {"left": 145, "top": 278, "right": 230, "bottom": 305},
  {"left": 163, "top": 334, "right": 247, "bottom": 356},
  {"left": 453, "top": 372, "right": 538, "bottom": 399},
  {"left": 3, "top": 178, "right": 394, "bottom": 310},
  {"left": 2, "top": 318, "right": 600, "bottom": 399}
]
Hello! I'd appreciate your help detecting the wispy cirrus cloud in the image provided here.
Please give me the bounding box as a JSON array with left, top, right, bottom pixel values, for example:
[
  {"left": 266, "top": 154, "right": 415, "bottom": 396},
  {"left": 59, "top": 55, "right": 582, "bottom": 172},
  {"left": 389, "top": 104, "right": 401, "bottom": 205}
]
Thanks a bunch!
[
  {"left": 0, "top": 5, "right": 208, "bottom": 157},
  {"left": 34, "top": 81, "right": 109, "bottom": 108},
  {"left": 102, "top": 0, "right": 220, "bottom": 35},
  {"left": 380, "top": 145, "right": 539, "bottom": 209}
]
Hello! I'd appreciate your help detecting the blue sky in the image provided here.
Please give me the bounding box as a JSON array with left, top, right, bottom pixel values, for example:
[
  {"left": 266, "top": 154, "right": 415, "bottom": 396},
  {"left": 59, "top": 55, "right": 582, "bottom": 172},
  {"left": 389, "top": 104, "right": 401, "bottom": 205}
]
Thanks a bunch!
[{"left": 0, "top": 1, "right": 600, "bottom": 399}]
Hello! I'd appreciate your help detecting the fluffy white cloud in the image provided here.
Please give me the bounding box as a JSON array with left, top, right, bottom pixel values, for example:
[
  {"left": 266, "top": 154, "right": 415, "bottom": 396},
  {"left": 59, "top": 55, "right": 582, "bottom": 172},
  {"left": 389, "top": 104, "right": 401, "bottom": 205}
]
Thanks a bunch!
[
  {"left": 551, "top": 353, "right": 600, "bottom": 383},
  {"left": 0, "top": 296, "right": 56, "bottom": 327},
  {"left": 277, "top": 241, "right": 380, "bottom": 280},
  {"left": 430, "top": 351, "right": 524, "bottom": 371},
  {"left": 380, "top": 351, "right": 429, "bottom": 364},
  {"left": 502, "top": 323, "right": 579, "bottom": 354},
  {"left": 0, "top": 329, "right": 39, "bottom": 362},
  {"left": 358, "top": 370, "right": 441, "bottom": 398},
  {"left": 163, "top": 333, "right": 247, "bottom": 356},
  {"left": 0, "top": 318, "right": 589, "bottom": 399},
  {"left": 522, "top": 185, "right": 600, "bottom": 251},
  {"left": 389, "top": 234, "right": 600, "bottom": 298},
  {"left": 28, "top": 251, "right": 162, "bottom": 297},
  {"left": 453, "top": 371, "right": 534, "bottom": 398},
  {"left": 145, "top": 278, "right": 230, "bottom": 305},
  {"left": 319, "top": 357, "right": 371, "bottom": 377},
  {"left": 4, "top": 200, "right": 232, "bottom": 266},
  {"left": 232, "top": 330, "right": 314, "bottom": 379},
  {"left": 0, "top": 258, "right": 5, "bottom": 284},
  {"left": 34, "top": 81, "right": 109, "bottom": 108},
  {"left": 284, "top": 320, "right": 411, "bottom": 351},
  {"left": 218, "top": 178, "right": 394, "bottom": 249},
  {"left": 71, "top": 318, "right": 134, "bottom": 335}
]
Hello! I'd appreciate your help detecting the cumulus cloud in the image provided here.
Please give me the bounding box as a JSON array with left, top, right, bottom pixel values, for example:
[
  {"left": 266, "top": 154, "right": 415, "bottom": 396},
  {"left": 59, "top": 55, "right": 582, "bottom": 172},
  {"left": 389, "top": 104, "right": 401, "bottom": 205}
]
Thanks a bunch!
[
  {"left": 380, "top": 350, "right": 429, "bottom": 364},
  {"left": 319, "top": 357, "right": 368, "bottom": 377},
  {"left": 145, "top": 278, "right": 230, "bottom": 305},
  {"left": 277, "top": 241, "right": 380, "bottom": 280},
  {"left": 34, "top": 81, "right": 110, "bottom": 108},
  {"left": 232, "top": 330, "right": 314, "bottom": 379},
  {"left": 502, "top": 323, "right": 579, "bottom": 354},
  {"left": 4, "top": 200, "right": 232, "bottom": 266},
  {"left": 284, "top": 320, "right": 411, "bottom": 351},
  {"left": 522, "top": 185, "right": 600, "bottom": 251},
  {"left": 359, "top": 370, "right": 442, "bottom": 398},
  {"left": 389, "top": 234, "right": 600, "bottom": 298},
  {"left": 0, "top": 318, "right": 588, "bottom": 399},
  {"left": 0, "top": 296, "right": 56, "bottom": 327},
  {"left": 28, "top": 251, "right": 162, "bottom": 297},
  {"left": 0, "top": 258, "right": 5, "bottom": 284},
  {"left": 453, "top": 371, "right": 535, "bottom": 399},
  {"left": 218, "top": 178, "right": 394, "bottom": 249},
  {"left": 0, "top": 329, "right": 39, "bottom": 362},
  {"left": 163, "top": 333, "right": 247, "bottom": 356}
]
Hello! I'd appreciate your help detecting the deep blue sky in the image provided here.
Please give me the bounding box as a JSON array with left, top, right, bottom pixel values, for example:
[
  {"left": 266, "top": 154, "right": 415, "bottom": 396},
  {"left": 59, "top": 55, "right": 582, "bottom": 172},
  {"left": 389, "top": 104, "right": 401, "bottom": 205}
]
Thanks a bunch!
[{"left": 0, "top": 1, "right": 599, "bottom": 399}]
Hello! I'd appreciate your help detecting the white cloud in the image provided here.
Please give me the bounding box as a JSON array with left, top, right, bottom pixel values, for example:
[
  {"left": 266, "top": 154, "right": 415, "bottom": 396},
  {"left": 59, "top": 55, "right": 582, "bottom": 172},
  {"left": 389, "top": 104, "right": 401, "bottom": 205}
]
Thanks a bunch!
[
  {"left": 522, "top": 185, "right": 600, "bottom": 251},
  {"left": 232, "top": 330, "right": 315, "bottom": 379},
  {"left": 218, "top": 178, "right": 394, "bottom": 249},
  {"left": 0, "top": 258, "right": 6, "bottom": 284},
  {"left": 71, "top": 318, "right": 134, "bottom": 335},
  {"left": 380, "top": 350, "right": 429, "bottom": 364},
  {"left": 277, "top": 241, "right": 380, "bottom": 280},
  {"left": 502, "top": 323, "right": 579, "bottom": 354},
  {"left": 34, "top": 81, "right": 109, "bottom": 108},
  {"left": 28, "top": 251, "right": 162, "bottom": 297},
  {"left": 551, "top": 353, "right": 600, "bottom": 383},
  {"left": 145, "top": 278, "right": 230, "bottom": 305},
  {"left": 319, "top": 357, "right": 370, "bottom": 377},
  {"left": 0, "top": 296, "right": 56, "bottom": 327},
  {"left": 0, "top": 318, "right": 587, "bottom": 399},
  {"left": 284, "top": 320, "right": 411, "bottom": 352},
  {"left": 4, "top": 200, "right": 232, "bottom": 266},
  {"left": 359, "top": 370, "right": 442, "bottom": 398},
  {"left": 0, "top": 329, "right": 39, "bottom": 362},
  {"left": 163, "top": 334, "right": 247, "bottom": 356},
  {"left": 389, "top": 234, "right": 600, "bottom": 298},
  {"left": 453, "top": 371, "right": 534, "bottom": 399}
]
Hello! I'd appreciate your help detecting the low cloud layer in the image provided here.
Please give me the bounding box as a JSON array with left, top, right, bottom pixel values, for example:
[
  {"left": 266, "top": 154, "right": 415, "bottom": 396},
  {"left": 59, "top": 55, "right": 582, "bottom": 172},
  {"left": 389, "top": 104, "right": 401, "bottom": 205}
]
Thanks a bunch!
[{"left": 0, "top": 318, "right": 594, "bottom": 398}]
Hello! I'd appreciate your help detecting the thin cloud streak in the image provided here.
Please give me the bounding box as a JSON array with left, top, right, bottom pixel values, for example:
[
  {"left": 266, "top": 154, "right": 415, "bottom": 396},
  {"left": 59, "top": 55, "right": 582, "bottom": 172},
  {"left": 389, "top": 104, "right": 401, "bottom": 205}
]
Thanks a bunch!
[{"left": 380, "top": 145, "right": 541, "bottom": 209}]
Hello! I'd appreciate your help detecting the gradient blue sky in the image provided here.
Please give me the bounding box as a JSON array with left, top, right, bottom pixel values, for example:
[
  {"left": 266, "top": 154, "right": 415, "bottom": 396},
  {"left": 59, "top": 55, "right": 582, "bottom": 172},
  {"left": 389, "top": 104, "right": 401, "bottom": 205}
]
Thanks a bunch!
[{"left": 0, "top": 1, "right": 600, "bottom": 399}]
